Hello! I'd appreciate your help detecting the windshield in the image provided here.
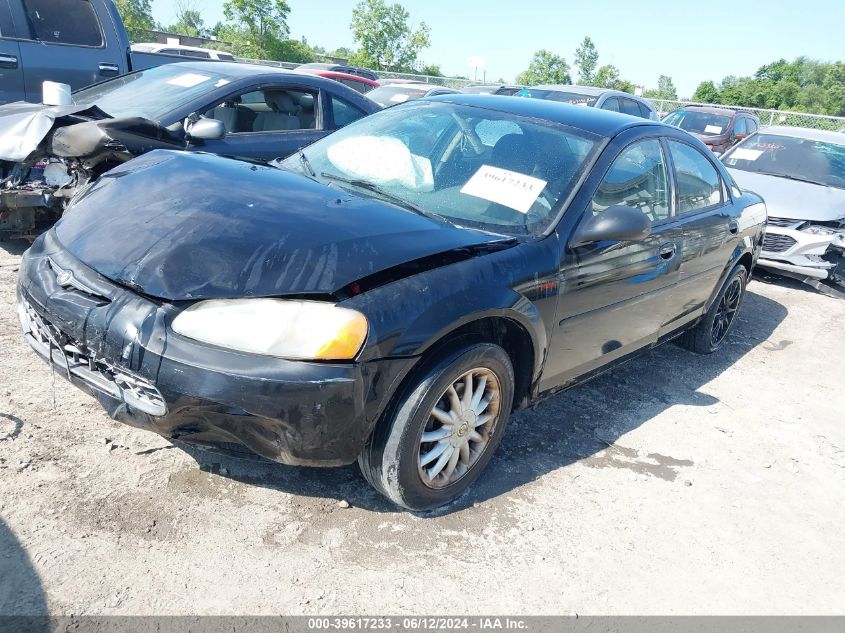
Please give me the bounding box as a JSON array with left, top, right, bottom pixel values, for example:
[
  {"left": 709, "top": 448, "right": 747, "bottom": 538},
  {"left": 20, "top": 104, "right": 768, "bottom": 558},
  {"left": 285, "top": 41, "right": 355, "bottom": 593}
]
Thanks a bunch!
[
  {"left": 368, "top": 85, "right": 429, "bottom": 107},
  {"left": 515, "top": 89, "right": 598, "bottom": 107},
  {"left": 664, "top": 110, "right": 732, "bottom": 135},
  {"left": 722, "top": 133, "right": 845, "bottom": 189},
  {"left": 72, "top": 65, "right": 237, "bottom": 121},
  {"left": 283, "top": 101, "right": 602, "bottom": 235}
]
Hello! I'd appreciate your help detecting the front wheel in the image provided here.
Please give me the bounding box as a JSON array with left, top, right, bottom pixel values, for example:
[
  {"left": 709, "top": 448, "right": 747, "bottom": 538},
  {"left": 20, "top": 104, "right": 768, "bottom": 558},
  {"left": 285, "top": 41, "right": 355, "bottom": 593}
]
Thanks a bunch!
[
  {"left": 676, "top": 265, "right": 747, "bottom": 354},
  {"left": 359, "top": 344, "right": 515, "bottom": 511}
]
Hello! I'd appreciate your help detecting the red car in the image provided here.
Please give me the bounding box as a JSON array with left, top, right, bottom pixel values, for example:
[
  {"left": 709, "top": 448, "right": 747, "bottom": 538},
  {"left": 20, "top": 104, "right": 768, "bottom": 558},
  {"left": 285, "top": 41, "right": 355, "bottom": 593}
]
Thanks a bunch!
[{"left": 296, "top": 69, "right": 380, "bottom": 94}]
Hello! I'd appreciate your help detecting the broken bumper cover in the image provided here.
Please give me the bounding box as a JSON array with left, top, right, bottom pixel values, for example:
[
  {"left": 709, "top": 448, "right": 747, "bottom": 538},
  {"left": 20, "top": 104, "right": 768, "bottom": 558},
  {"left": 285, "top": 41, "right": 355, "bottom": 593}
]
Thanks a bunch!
[
  {"left": 17, "top": 234, "right": 413, "bottom": 466},
  {"left": 758, "top": 224, "right": 845, "bottom": 280}
]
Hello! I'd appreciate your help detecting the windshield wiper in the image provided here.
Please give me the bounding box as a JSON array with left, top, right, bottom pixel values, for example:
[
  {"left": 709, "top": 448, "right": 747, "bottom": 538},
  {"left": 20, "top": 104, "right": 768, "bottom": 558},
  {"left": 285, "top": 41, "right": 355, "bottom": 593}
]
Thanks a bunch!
[
  {"left": 753, "top": 171, "right": 828, "bottom": 187},
  {"left": 319, "top": 171, "right": 450, "bottom": 223},
  {"left": 298, "top": 149, "right": 316, "bottom": 178}
]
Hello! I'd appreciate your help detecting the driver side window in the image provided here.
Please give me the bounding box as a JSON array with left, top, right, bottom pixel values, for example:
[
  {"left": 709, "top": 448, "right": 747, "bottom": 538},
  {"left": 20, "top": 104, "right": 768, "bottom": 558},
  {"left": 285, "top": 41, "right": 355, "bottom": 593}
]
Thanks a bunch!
[
  {"left": 591, "top": 139, "right": 670, "bottom": 223},
  {"left": 204, "top": 88, "right": 318, "bottom": 134}
]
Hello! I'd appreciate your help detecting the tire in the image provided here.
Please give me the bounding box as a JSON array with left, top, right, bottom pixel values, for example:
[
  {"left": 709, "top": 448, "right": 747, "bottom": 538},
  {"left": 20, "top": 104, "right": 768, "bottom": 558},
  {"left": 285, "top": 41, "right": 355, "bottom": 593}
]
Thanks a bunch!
[
  {"left": 359, "top": 343, "right": 515, "bottom": 511},
  {"left": 676, "top": 265, "right": 747, "bottom": 355}
]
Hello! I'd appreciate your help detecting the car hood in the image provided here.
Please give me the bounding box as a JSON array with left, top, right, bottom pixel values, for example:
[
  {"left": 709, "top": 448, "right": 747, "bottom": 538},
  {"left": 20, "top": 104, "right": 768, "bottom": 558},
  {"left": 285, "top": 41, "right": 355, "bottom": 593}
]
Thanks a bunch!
[
  {"left": 728, "top": 168, "right": 845, "bottom": 222},
  {"left": 54, "top": 151, "right": 511, "bottom": 301}
]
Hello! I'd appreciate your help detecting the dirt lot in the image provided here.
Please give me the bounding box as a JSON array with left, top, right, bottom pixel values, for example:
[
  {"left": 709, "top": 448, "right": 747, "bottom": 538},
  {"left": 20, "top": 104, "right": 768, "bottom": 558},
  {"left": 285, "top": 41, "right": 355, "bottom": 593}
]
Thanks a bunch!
[{"left": 1, "top": 238, "right": 844, "bottom": 616}]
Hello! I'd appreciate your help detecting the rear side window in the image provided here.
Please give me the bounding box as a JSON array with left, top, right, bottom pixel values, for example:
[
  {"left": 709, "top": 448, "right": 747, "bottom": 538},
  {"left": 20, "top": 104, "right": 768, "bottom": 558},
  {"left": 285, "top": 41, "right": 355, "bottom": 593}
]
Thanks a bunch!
[
  {"left": 23, "top": 0, "right": 103, "bottom": 46},
  {"left": 601, "top": 97, "right": 620, "bottom": 112},
  {"left": 746, "top": 118, "right": 758, "bottom": 133},
  {"left": 620, "top": 99, "right": 641, "bottom": 117},
  {"left": 331, "top": 96, "right": 366, "bottom": 128},
  {"left": 592, "top": 139, "right": 670, "bottom": 223},
  {"left": 180, "top": 49, "right": 210, "bottom": 59},
  {"left": 733, "top": 117, "right": 748, "bottom": 136},
  {"left": 637, "top": 102, "right": 653, "bottom": 119},
  {"left": 667, "top": 140, "right": 724, "bottom": 214}
]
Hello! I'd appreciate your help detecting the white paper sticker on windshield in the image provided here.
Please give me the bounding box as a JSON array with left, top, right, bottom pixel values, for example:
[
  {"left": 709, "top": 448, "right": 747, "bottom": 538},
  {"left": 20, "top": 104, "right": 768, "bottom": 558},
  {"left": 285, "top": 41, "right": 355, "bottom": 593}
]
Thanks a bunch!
[
  {"left": 389, "top": 93, "right": 410, "bottom": 103},
  {"left": 460, "top": 165, "right": 547, "bottom": 213},
  {"left": 704, "top": 125, "right": 723, "bottom": 134},
  {"left": 731, "top": 148, "right": 763, "bottom": 161},
  {"left": 167, "top": 73, "right": 211, "bottom": 88}
]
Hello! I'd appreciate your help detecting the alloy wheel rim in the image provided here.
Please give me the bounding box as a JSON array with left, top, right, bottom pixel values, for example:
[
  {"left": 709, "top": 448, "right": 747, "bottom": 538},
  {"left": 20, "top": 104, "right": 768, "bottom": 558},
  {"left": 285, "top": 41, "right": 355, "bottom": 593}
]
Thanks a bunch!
[
  {"left": 712, "top": 278, "right": 742, "bottom": 345},
  {"left": 417, "top": 368, "right": 502, "bottom": 489}
]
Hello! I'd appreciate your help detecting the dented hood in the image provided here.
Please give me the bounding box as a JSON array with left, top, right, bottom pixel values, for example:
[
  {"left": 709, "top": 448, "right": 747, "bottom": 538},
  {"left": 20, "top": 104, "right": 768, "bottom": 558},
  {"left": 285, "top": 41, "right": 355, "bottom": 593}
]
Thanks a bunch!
[
  {"left": 0, "top": 102, "right": 95, "bottom": 161},
  {"left": 54, "top": 151, "right": 508, "bottom": 300},
  {"left": 728, "top": 168, "right": 845, "bottom": 222}
]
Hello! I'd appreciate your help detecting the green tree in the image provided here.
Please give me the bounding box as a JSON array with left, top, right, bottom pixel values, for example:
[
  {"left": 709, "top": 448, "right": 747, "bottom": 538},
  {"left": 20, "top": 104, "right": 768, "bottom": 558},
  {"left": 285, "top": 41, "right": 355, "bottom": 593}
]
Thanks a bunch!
[
  {"left": 113, "top": 0, "right": 156, "bottom": 42},
  {"left": 574, "top": 36, "right": 599, "bottom": 85},
  {"left": 268, "top": 38, "right": 316, "bottom": 63},
  {"left": 223, "top": 0, "right": 290, "bottom": 45},
  {"left": 332, "top": 46, "right": 353, "bottom": 59},
  {"left": 420, "top": 64, "right": 443, "bottom": 77},
  {"left": 593, "top": 64, "right": 622, "bottom": 89},
  {"left": 646, "top": 75, "right": 678, "bottom": 100},
  {"left": 516, "top": 50, "right": 571, "bottom": 86},
  {"left": 349, "top": 0, "right": 431, "bottom": 72},
  {"left": 692, "top": 80, "right": 720, "bottom": 103},
  {"left": 168, "top": 0, "right": 208, "bottom": 38}
]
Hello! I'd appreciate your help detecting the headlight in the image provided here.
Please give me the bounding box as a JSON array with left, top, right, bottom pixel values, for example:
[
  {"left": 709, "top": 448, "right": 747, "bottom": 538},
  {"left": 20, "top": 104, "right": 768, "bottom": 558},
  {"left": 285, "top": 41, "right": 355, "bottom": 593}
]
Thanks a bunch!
[{"left": 171, "top": 299, "right": 368, "bottom": 360}]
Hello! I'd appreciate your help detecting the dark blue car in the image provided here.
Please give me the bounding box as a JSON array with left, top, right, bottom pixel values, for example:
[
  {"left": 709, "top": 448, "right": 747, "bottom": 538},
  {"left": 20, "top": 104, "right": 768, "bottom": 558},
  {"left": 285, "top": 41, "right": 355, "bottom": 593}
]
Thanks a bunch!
[{"left": 0, "top": 61, "right": 380, "bottom": 237}]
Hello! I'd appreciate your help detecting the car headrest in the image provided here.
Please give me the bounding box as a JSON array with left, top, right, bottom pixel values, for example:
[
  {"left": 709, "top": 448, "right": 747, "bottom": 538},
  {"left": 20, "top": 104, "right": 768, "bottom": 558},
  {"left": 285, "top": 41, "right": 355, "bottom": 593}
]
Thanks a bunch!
[
  {"left": 491, "top": 133, "right": 535, "bottom": 174},
  {"left": 265, "top": 91, "right": 297, "bottom": 113},
  {"left": 299, "top": 94, "right": 315, "bottom": 111}
]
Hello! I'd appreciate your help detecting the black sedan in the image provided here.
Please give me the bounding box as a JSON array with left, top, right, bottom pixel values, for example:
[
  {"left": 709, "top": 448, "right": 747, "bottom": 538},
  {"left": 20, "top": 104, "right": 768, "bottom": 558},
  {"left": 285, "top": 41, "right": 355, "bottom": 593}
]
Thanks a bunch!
[
  {"left": 0, "top": 61, "right": 379, "bottom": 238},
  {"left": 16, "top": 95, "right": 767, "bottom": 510}
]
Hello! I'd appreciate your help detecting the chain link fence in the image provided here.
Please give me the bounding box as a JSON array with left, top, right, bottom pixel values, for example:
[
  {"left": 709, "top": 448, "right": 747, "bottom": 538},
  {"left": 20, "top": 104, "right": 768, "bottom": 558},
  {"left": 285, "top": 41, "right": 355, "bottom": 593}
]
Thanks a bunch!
[{"left": 650, "top": 99, "right": 845, "bottom": 132}]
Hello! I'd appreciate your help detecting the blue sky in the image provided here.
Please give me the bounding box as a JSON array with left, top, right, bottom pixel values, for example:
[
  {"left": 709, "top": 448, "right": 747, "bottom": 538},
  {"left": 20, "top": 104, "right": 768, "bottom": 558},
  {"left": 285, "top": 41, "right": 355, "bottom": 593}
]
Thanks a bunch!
[{"left": 153, "top": 0, "right": 844, "bottom": 97}]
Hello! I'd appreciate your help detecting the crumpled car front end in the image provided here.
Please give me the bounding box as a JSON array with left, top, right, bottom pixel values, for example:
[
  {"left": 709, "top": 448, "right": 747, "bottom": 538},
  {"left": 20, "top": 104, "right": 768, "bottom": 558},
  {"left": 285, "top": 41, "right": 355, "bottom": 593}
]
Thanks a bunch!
[
  {"left": 0, "top": 104, "right": 180, "bottom": 239},
  {"left": 760, "top": 215, "right": 845, "bottom": 280}
]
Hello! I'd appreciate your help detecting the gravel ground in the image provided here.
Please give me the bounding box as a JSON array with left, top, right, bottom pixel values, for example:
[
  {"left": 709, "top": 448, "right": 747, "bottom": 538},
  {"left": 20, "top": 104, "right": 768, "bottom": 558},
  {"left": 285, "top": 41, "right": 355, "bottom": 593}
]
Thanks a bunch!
[{"left": 1, "top": 238, "right": 844, "bottom": 616}]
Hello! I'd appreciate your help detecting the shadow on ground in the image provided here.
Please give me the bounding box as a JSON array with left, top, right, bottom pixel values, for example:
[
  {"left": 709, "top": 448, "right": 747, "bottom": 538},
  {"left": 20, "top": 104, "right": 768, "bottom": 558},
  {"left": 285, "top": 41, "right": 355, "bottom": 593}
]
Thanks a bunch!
[
  {"left": 0, "top": 518, "right": 47, "bottom": 621},
  {"left": 0, "top": 239, "right": 30, "bottom": 257},
  {"left": 179, "top": 288, "right": 787, "bottom": 515}
]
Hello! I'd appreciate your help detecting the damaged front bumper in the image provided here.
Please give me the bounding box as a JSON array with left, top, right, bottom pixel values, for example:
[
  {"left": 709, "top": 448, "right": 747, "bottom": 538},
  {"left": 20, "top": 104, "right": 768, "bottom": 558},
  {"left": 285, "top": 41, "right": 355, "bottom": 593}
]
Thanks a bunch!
[
  {"left": 17, "top": 232, "right": 414, "bottom": 466},
  {"left": 758, "top": 219, "right": 845, "bottom": 280}
]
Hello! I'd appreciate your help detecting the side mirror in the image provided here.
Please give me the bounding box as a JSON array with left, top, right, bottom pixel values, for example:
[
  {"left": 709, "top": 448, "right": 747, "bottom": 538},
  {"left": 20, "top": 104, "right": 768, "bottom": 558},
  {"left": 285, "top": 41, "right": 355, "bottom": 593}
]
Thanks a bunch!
[
  {"left": 186, "top": 118, "right": 226, "bottom": 141},
  {"left": 570, "top": 205, "right": 652, "bottom": 248}
]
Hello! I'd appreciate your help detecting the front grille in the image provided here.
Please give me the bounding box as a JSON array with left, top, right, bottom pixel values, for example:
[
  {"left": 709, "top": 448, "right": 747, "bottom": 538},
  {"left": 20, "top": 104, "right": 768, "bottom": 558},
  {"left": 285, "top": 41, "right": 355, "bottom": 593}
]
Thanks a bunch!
[
  {"left": 19, "top": 298, "right": 167, "bottom": 416},
  {"left": 766, "top": 216, "right": 802, "bottom": 228},
  {"left": 762, "top": 233, "right": 798, "bottom": 253}
]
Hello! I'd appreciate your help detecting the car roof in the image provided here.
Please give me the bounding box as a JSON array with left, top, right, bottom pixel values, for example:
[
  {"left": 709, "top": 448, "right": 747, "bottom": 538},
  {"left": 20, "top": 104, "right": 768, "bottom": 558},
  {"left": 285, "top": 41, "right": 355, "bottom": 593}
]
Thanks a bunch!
[
  {"left": 429, "top": 94, "right": 661, "bottom": 137},
  {"left": 756, "top": 126, "right": 845, "bottom": 145},
  {"left": 132, "top": 42, "right": 229, "bottom": 56},
  {"left": 296, "top": 69, "right": 379, "bottom": 85},
  {"left": 161, "top": 60, "right": 302, "bottom": 80},
  {"left": 533, "top": 84, "right": 608, "bottom": 96},
  {"left": 677, "top": 104, "right": 745, "bottom": 117},
  {"left": 375, "top": 83, "right": 431, "bottom": 91}
]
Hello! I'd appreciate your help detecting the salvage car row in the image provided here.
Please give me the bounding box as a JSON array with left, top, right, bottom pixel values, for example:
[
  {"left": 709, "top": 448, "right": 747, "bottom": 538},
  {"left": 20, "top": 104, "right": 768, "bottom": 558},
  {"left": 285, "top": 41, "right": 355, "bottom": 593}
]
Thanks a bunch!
[{"left": 1, "top": 58, "right": 842, "bottom": 511}]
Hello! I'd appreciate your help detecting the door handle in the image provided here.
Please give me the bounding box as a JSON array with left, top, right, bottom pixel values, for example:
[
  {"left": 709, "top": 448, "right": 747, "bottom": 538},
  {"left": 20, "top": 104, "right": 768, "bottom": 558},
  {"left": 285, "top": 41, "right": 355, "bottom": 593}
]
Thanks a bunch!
[
  {"left": 99, "top": 63, "right": 119, "bottom": 75},
  {"left": 658, "top": 242, "right": 677, "bottom": 260},
  {"left": 0, "top": 54, "right": 18, "bottom": 69},
  {"left": 729, "top": 219, "right": 739, "bottom": 234}
]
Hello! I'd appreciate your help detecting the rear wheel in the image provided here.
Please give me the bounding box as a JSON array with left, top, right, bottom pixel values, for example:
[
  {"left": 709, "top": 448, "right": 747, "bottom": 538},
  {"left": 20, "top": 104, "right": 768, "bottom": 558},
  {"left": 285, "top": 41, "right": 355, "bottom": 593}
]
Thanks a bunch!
[
  {"left": 359, "top": 344, "right": 514, "bottom": 511},
  {"left": 677, "top": 265, "right": 747, "bottom": 354}
]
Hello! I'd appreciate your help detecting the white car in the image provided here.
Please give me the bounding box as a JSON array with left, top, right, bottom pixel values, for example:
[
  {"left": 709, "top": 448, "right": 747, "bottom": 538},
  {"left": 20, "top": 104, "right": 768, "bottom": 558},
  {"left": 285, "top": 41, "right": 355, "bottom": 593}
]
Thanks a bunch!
[
  {"left": 130, "top": 43, "right": 236, "bottom": 62},
  {"left": 722, "top": 126, "right": 845, "bottom": 281}
]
